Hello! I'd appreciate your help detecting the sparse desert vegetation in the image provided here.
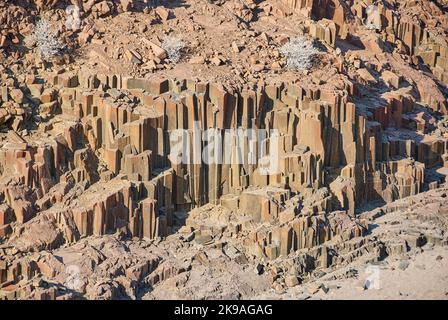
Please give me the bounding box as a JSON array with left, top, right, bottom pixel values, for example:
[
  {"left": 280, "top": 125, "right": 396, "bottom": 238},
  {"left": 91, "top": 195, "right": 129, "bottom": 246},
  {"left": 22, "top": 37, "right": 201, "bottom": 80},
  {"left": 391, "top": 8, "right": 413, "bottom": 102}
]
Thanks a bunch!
[
  {"left": 161, "top": 36, "right": 185, "bottom": 63},
  {"left": 279, "top": 36, "right": 320, "bottom": 71},
  {"left": 25, "top": 19, "right": 64, "bottom": 60}
]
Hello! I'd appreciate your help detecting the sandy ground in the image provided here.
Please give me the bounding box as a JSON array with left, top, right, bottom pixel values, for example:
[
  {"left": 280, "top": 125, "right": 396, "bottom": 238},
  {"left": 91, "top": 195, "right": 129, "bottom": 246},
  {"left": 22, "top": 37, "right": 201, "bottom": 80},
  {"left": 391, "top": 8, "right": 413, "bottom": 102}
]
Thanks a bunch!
[{"left": 315, "top": 246, "right": 448, "bottom": 300}]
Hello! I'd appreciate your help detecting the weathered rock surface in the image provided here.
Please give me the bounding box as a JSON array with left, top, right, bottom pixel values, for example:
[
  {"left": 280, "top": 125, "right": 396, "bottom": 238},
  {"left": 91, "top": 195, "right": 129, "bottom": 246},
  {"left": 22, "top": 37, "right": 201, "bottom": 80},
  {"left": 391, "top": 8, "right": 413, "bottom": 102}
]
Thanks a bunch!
[{"left": 0, "top": 0, "right": 447, "bottom": 300}]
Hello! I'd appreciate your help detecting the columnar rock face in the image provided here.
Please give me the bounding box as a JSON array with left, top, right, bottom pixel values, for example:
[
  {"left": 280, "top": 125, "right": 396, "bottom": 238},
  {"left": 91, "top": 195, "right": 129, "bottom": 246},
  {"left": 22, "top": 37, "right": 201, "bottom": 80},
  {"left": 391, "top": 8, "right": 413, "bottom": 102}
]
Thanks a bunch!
[
  {"left": 1, "top": 71, "right": 445, "bottom": 252},
  {"left": 282, "top": 0, "right": 448, "bottom": 95},
  {"left": 72, "top": 73, "right": 447, "bottom": 209},
  {"left": 0, "top": 0, "right": 447, "bottom": 301},
  {"left": 365, "top": 4, "right": 448, "bottom": 91},
  {"left": 0, "top": 70, "right": 447, "bottom": 242}
]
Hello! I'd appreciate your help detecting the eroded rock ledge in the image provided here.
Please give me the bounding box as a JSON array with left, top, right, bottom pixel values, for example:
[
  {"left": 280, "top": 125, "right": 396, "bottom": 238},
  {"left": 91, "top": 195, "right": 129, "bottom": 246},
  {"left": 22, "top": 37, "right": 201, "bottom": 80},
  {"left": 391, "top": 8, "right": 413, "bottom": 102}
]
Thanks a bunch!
[{"left": 0, "top": 71, "right": 447, "bottom": 299}]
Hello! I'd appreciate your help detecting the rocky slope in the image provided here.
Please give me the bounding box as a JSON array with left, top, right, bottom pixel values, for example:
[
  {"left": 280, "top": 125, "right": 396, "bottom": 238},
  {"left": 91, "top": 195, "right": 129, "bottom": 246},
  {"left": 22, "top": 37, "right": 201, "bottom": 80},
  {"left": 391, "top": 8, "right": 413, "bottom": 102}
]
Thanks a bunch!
[{"left": 0, "top": 0, "right": 447, "bottom": 300}]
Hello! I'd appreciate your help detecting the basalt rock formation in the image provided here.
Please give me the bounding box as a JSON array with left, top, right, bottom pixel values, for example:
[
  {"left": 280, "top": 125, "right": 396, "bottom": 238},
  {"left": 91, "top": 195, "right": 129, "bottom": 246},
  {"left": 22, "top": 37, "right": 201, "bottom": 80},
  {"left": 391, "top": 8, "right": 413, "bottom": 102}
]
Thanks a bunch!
[{"left": 0, "top": 0, "right": 447, "bottom": 300}]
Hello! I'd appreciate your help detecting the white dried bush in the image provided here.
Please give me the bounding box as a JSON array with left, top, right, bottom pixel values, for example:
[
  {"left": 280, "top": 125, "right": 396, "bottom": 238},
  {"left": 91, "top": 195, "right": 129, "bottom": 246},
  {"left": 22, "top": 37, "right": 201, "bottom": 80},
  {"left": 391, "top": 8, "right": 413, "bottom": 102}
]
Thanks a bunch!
[
  {"left": 25, "top": 19, "right": 64, "bottom": 60},
  {"left": 161, "top": 36, "right": 185, "bottom": 63},
  {"left": 279, "top": 36, "right": 320, "bottom": 71}
]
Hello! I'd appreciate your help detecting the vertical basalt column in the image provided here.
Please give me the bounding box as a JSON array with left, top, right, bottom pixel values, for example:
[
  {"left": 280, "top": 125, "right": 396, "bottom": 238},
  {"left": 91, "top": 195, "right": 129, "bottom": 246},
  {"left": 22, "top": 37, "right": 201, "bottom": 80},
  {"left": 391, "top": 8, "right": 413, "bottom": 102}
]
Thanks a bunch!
[{"left": 141, "top": 198, "right": 160, "bottom": 239}]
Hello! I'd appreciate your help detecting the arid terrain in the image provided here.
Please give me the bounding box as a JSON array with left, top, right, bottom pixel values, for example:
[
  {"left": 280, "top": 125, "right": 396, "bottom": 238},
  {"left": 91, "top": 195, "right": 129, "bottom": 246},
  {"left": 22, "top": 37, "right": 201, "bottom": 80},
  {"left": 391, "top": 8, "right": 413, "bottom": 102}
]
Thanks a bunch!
[{"left": 0, "top": 0, "right": 447, "bottom": 300}]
